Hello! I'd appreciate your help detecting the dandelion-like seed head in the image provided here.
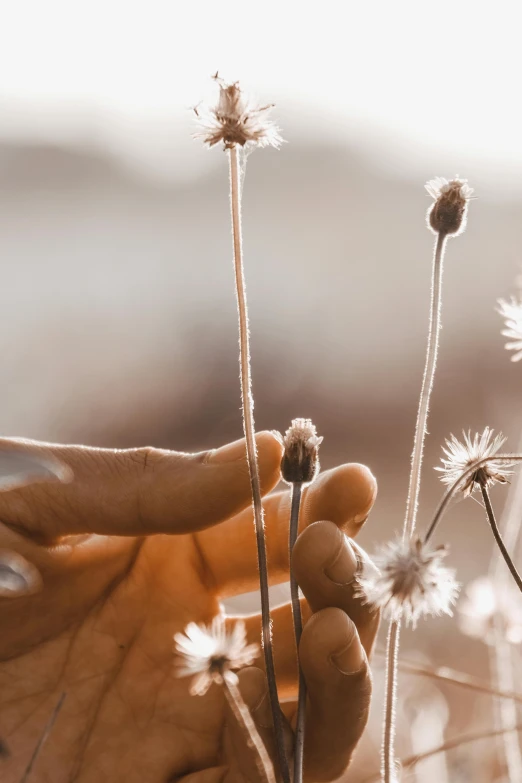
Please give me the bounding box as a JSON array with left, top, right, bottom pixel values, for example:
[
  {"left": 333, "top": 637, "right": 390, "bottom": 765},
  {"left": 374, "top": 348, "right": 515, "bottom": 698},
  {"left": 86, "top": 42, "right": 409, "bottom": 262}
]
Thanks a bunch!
[
  {"left": 425, "top": 176, "right": 473, "bottom": 236},
  {"left": 174, "top": 617, "right": 259, "bottom": 696},
  {"left": 357, "top": 536, "right": 459, "bottom": 628},
  {"left": 498, "top": 297, "right": 522, "bottom": 362},
  {"left": 436, "top": 427, "right": 515, "bottom": 497},
  {"left": 280, "top": 418, "right": 323, "bottom": 484},
  {"left": 195, "top": 74, "right": 283, "bottom": 151}
]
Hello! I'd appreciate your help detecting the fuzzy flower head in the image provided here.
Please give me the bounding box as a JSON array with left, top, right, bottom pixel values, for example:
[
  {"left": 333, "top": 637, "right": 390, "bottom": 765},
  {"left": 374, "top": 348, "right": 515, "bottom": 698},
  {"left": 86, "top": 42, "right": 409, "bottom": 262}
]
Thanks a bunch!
[
  {"left": 280, "top": 418, "right": 323, "bottom": 484},
  {"left": 498, "top": 297, "right": 522, "bottom": 362},
  {"left": 195, "top": 74, "right": 283, "bottom": 151},
  {"left": 436, "top": 428, "right": 515, "bottom": 497},
  {"left": 357, "top": 537, "right": 459, "bottom": 628},
  {"left": 458, "top": 576, "right": 522, "bottom": 645},
  {"left": 425, "top": 176, "right": 473, "bottom": 236},
  {"left": 174, "top": 617, "right": 259, "bottom": 696}
]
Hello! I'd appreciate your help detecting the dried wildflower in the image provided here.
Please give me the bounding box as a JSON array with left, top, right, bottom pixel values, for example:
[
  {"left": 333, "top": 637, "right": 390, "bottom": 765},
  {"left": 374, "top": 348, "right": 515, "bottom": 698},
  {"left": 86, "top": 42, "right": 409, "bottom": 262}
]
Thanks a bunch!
[
  {"left": 425, "top": 177, "right": 473, "bottom": 236},
  {"left": 458, "top": 576, "right": 522, "bottom": 645},
  {"left": 498, "top": 297, "right": 522, "bottom": 362},
  {"left": 195, "top": 75, "right": 283, "bottom": 150},
  {"left": 358, "top": 537, "right": 459, "bottom": 628},
  {"left": 280, "top": 418, "right": 323, "bottom": 484},
  {"left": 174, "top": 617, "right": 258, "bottom": 696},
  {"left": 436, "top": 428, "right": 515, "bottom": 497}
]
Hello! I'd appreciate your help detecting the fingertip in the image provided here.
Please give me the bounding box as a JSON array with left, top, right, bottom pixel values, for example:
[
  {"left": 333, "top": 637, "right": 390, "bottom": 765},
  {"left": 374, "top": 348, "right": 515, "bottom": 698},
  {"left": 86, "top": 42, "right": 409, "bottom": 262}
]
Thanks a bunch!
[
  {"left": 303, "top": 463, "right": 377, "bottom": 534},
  {"left": 300, "top": 607, "right": 365, "bottom": 675},
  {"left": 236, "top": 667, "right": 270, "bottom": 719},
  {"left": 293, "top": 520, "right": 358, "bottom": 582},
  {"left": 255, "top": 431, "right": 284, "bottom": 495}
]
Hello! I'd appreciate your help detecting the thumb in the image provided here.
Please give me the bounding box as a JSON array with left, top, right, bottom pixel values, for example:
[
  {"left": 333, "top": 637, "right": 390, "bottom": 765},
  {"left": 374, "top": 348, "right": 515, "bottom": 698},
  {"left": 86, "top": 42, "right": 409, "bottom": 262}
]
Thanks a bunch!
[{"left": 0, "top": 432, "right": 283, "bottom": 541}]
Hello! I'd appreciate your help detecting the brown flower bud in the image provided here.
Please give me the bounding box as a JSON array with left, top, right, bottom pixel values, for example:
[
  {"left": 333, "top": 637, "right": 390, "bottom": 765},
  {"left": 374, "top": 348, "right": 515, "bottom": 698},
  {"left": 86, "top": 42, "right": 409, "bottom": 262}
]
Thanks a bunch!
[
  {"left": 280, "top": 418, "right": 322, "bottom": 484},
  {"left": 425, "top": 177, "right": 473, "bottom": 236}
]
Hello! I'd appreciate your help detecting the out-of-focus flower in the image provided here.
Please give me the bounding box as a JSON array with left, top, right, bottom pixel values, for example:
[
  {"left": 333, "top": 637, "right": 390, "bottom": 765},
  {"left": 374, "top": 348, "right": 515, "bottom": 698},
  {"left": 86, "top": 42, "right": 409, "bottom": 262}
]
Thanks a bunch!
[
  {"left": 195, "top": 75, "right": 283, "bottom": 150},
  {"left": 174, "top": 617, "right": 258, "bottom": 696},
  {"left": 279, "top": 418, "right": 323, "bottom": 484},
  {"left": 436, "top": 428, "right": 515, "bottom": 497},
  {"left": 458, "top": 576, "right": 522, "bottom": 644},
  {"left": 425, "top": 177, "right": 473, "bottom": 236},
  {"left": 498, "top": 298, "right": 522, "bottom": 362},
  {"left": 357, "top": 537, "right": 459, "bottom": 628}
]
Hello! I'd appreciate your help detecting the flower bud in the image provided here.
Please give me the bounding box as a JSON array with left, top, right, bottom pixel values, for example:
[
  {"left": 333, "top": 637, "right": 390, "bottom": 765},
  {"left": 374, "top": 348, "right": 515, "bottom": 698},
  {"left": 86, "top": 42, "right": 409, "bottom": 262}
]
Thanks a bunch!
[
  {"left": 425, "top": 177, "right": 473, "bottom": 236},
  {"left": 280, "top": 418, "right": 322, "bottom": 484}
]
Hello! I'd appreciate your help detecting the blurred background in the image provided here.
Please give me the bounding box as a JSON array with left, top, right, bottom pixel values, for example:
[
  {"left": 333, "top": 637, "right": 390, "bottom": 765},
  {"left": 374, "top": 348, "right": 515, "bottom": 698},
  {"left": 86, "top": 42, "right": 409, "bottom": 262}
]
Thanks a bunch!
[{"left": 1, "top": 0, "right": 522, "bottom": 779}]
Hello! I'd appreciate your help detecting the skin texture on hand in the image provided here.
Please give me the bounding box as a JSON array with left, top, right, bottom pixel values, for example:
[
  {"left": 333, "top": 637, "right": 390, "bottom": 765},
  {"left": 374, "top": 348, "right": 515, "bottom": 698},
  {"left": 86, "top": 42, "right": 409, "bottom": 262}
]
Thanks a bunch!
[{"left": 0, "top": 433, "right": 379, "bottom": 783}]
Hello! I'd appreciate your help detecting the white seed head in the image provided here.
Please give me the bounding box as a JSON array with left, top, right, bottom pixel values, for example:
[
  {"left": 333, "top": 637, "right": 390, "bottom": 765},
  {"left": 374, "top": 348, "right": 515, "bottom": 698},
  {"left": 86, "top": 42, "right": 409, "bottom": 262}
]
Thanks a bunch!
[
  {"left": 498, "top": 297, "right": 522, "bottom": 362},
  {"left": 280, "top": 418, "right": 323, "bottom": 484},
  {"left": 195, "top": 75, "right": 283, "bottom": 150},
  {"left": 357, "top": 536, "right": 459, "bottom": 628},
  {"left": 425, "top": 176, "right": 473, "bottom": 236},
  {"left": 436, "top": 428, "right": 515, "bottom": 497},
  {"left": 174, "top": 617, "right": 259, "bottom": 696}
]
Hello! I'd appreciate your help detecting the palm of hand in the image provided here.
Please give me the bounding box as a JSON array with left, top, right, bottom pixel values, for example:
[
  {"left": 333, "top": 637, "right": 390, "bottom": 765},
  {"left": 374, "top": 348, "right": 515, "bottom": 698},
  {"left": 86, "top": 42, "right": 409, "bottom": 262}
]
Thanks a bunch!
[{"left": 0, "top": 433, "right": 378, "bottom": 783}]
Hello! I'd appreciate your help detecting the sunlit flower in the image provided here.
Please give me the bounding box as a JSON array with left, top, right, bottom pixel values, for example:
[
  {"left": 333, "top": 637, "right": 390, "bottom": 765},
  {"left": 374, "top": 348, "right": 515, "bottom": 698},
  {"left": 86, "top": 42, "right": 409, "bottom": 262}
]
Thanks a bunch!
[
  {"left": 436, "top": 428, "right": 515, "bottom": 497},
  {"left": 498, "top": 297, "right": 522, "bottom": 362},
  {"left": 458, "top": 576, "right": 522, "bottom": 645},
  {"left": 357, "top": 537, "right": 459, "bottom": 628},
  {"left": 425, "top": 176, "right": 473, "bottom": 236},
  {"left": 279, "top": 418, "right": 323, "bottom": 484},
  {"left": 174, "top": 617, "right": 259, "bottom": 696},
  {"left": 195, "top": 74, "right": 283, "bottom": 150}
]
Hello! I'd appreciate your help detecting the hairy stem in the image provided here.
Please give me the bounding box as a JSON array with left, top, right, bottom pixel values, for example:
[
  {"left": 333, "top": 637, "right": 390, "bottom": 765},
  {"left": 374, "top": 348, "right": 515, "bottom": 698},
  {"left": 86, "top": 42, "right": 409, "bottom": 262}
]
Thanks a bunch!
[
  {"left": 20, "top": 693, "right": 66, "bottom": 783},
  {"left": 382, "top": 620, "right": 400, "bottom": 783},
  {"left": 223, "top": 677, "right": 276, "bottom": 783},
  {"left": 489, "top": 449, "right": 522, "bottom": 782},
  {"left": 228, "top": 145, "right": 289, "bottom": 783},
  {"left": 382, "top": 233, "right": 446, "bottom": 782},
  {"left": 289, "top": 481, "right": 306, "bottom": 783},
  {"left": 403, "top": 231, "right": 447, "bottom": 540},
  {"left": 481, "top": 483, "right": 522, "bottom": 593}
]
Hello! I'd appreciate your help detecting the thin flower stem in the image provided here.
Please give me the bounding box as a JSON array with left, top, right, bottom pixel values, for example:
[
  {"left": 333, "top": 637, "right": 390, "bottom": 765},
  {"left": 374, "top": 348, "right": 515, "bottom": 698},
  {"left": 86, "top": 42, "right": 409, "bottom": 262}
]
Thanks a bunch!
[
  {"left": 223, "top": 677, "right": 276, "bottom": 783},
  {"left": 382, "top": 232, "right": 446, "bottom": 783},
  {"left": 362, "top": 722, "right": 522, "bottom": 782},
  {"left": 489, "top": 447, "right": 522, "bottom": 783},
  {"left": 289, "top": 481, "right": 306, "bottom": 783},
  {"left": 20, "top": 693, "right": 66, "bottom": 783},
  {"left": 374, "top": 649, "right": 522, "bottom": 702},
  {"left": 403, "top": 231, "right": 447, "bottom": 541},
  {"left": 382, "top": 620, "right": 400, "bottom": 783},
  {"left": 480, "top": 483, "right": 522, "bottom": 593},
  {"left": 228, "top": 145, "right": 289, "bottom": 783},
  {"left": 424, "top": 454, "right": 522, "bottom": 544}
]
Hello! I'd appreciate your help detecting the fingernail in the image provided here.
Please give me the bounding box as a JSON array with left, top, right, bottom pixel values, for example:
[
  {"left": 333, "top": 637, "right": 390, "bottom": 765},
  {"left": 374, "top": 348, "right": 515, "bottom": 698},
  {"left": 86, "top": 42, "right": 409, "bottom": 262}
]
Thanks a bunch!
[
  {"left": 0, "top": 550, "right": 43, "bottom": 597},
  {"left": 324, "top": 536, "right": 358, "bottom": 585},
  {"left": 331, "top": 632, "right": 366, "bottom": 675}
]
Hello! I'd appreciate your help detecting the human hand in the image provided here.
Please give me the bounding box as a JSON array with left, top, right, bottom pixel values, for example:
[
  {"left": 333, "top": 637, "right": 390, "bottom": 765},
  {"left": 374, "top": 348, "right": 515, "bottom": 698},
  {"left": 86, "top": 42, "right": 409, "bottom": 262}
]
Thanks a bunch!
[{"left": 0, "top": 432, "right": 378, "bottom": 782}]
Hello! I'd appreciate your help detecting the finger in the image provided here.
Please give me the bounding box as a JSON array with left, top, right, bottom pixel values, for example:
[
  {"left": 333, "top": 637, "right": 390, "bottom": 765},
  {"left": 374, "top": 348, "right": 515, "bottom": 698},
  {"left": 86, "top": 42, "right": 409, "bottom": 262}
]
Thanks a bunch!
[
  {"left": 0, "top": 433, "right": 282, "bottom": 540},
  {"left": 300, "top": 608, "right": 372, "bottom": 782},
  {"left": 227, "top": 524, "right": 378, "bottom": 700},
  {"left": 292, "top": 521, "right": 380, "bottom": 654},
  {"left": 197, "top": 463, "right": 377, "bottom": 597}
]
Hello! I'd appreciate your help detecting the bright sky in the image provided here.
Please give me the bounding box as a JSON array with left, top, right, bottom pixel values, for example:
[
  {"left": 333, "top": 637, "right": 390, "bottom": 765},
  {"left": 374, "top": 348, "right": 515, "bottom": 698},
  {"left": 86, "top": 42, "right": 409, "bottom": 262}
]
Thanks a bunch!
[{"left": 0, "top": 0, "right": 521, "bottom": 182}]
